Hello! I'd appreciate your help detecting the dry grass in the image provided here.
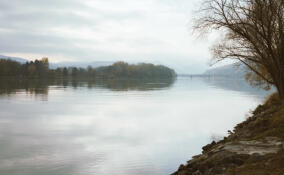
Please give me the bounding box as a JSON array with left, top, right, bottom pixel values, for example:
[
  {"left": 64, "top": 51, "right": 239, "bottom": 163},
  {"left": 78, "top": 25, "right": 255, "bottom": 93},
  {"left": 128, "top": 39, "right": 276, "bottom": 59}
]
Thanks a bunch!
[
  {"left": 227, "top": 93, "right": 284, "bottom": 174},
  {"left": 229, "top": 150, "right": 284, "bottom": 175}
]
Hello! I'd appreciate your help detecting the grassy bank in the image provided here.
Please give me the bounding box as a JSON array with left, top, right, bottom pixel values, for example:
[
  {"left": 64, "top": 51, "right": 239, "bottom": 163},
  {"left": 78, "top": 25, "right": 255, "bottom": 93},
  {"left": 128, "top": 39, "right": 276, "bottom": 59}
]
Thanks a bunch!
[{"left": 172, "top": 93, "right": 284, "bottom": 175}]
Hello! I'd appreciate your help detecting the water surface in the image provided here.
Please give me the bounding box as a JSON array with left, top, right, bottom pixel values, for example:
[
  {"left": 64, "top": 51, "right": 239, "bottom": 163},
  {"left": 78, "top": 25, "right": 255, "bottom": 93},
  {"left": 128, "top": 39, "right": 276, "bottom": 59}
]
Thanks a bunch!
[{"left": 0, "top": 77, "right": 271, "bottom": 175}]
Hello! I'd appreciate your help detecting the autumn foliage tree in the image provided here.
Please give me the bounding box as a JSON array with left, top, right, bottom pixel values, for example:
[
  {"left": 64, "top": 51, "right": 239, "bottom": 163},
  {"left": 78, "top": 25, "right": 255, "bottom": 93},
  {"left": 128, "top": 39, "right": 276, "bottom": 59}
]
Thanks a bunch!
[
  {"left": 0, "top": 57, "right": 49, "bottom": 77},
  {"left": 195, "top": 0, "right": 284, "bottom": 99}
]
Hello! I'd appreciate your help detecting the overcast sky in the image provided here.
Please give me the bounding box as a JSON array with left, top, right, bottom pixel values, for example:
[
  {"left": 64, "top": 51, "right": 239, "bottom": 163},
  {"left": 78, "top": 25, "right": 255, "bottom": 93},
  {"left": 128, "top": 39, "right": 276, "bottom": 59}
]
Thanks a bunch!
[{"left": 0, "top": 0, "right": 219, "bottom": 73}]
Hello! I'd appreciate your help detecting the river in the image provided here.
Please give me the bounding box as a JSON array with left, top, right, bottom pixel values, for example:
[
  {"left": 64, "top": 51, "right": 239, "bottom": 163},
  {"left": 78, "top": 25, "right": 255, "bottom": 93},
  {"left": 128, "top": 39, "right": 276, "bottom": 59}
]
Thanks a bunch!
[{"left": 0, "top": 76, "right": 271, "bottom": 175}]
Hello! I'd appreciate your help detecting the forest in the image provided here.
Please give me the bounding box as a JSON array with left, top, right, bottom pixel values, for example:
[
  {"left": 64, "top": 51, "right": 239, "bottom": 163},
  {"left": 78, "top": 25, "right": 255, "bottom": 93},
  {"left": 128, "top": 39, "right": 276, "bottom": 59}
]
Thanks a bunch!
[{"left": 0, "top": 58, "right": 176, "bottom": 79}]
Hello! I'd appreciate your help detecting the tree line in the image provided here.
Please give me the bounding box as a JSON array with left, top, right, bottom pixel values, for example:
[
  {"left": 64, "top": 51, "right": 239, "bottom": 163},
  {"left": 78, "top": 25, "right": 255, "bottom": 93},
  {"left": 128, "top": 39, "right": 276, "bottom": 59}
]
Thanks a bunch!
[
  {"left": 0, "top": 57, "right": 49, "bottom": 77},
  {"left": 0, "top": 58, "right": 176, "bottom": 79}
]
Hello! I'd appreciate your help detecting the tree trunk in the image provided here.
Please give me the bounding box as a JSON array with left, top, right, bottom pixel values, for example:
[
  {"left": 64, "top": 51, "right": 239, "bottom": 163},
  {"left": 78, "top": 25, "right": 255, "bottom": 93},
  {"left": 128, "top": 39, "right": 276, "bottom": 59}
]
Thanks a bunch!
[
  {"left": 278, "top": 83, "right": 284, "bottom": 101},
  {"left": 275, "top": 76, "right": 284, "bottom": 101}
]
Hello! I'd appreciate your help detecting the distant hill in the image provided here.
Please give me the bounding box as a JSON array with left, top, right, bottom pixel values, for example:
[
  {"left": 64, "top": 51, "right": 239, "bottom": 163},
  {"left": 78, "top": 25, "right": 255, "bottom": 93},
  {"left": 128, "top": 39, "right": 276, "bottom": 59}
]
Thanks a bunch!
[
  {"left": 50, "top": 61, "right": 114, "bottom": 69},
  {"left": 0, "top": 55, "right": 114, "bottom": 69},
  {"left": 0, "top": 55, "right": 28, "bottom": 63},
  {"left": 204, "top": 63, "right": 247, "bottom": 78}
]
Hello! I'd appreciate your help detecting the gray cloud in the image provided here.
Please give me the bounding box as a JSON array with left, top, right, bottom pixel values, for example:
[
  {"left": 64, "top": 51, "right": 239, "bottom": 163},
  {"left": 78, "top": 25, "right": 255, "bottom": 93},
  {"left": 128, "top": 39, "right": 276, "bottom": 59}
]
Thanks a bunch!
[{"left": 0, "top": 0, "right": 211, "bottom": 73}]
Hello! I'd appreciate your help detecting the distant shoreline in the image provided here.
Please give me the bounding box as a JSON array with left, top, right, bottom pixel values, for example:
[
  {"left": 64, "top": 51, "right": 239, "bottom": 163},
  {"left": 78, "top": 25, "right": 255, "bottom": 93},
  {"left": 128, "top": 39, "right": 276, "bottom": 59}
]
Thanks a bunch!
[{"left": 0, "top": 58, "right": 176, "bottom": 79}]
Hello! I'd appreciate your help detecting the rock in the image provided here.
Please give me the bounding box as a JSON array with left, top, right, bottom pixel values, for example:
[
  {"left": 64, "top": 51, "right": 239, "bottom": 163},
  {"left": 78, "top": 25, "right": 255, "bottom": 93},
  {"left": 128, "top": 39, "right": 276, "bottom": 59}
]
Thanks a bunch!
[
  {"left": 172, "top": 137, "right": 284, "bottom": 175},
  {"left": 202, "top": 141, "right": 216, "bottom": 153},
  {"left": 178, "top": 164, "right": 186, "bottom": 171},
  {"left": 192, "top": 170, "right": 202, "bottom": 175},
  {"left": 253, "top": 105, "right": 265, "bottom": 115},
  {"left": 222, "top": 138, "right": 284, "bottom": 155},
  {"left": 177, "top": 170, "right": 190, "bottom": 175}
]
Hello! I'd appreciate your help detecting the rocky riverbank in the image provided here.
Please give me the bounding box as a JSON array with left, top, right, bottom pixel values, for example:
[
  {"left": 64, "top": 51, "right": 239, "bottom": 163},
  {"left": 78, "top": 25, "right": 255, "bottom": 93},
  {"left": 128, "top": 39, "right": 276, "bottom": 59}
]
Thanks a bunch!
[{"left": 172, "top": 93, "right": 284, "bottom": 175}]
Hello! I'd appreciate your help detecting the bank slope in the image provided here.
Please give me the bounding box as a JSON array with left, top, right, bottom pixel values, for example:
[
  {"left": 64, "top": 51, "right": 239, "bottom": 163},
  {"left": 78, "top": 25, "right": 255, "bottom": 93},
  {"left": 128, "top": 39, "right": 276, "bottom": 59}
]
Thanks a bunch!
[{"left": 172, "top": 93, "right": 284, "bottom": 175}]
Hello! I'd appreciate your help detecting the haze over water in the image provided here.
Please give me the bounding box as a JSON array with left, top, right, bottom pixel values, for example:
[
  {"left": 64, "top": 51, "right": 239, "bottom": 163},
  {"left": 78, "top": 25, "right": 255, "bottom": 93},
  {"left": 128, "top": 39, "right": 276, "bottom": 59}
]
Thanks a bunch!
[{"left": 0, "top": 77, "right": 271, "bottom": 175}]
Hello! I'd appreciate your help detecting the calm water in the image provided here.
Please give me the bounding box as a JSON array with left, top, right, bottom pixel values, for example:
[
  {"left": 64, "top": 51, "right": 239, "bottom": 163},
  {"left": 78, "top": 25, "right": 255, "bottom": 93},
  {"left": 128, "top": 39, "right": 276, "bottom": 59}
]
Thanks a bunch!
[{"left": 0, "top": 77, "right": 271, "bottom": 175}]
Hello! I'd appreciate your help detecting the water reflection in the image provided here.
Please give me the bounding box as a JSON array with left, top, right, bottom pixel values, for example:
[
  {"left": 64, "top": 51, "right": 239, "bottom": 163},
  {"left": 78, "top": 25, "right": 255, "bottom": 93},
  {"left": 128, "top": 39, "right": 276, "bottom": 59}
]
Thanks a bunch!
[
  {"left": 0, "top": 77, "right": 176, "bottom": 96},
  {"left": 201, "top": 76, "right": 274, "bottom": 98},
  {"left": 0, "top": 77, "right": 271, "bottom": 175},
  {"left": 0, "top": 78, "right": 50, "bottom": 95}
]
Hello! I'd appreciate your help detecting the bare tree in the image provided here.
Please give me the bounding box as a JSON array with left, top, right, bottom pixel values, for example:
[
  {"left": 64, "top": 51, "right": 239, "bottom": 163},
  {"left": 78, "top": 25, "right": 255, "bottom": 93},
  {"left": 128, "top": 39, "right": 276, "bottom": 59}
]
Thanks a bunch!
[{"left": 194, "top": 0, "right": 284, "bottom": 99}]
